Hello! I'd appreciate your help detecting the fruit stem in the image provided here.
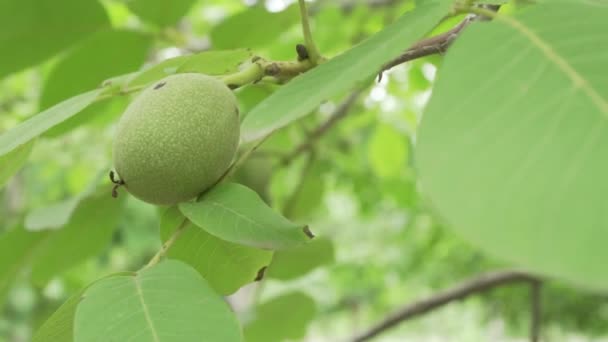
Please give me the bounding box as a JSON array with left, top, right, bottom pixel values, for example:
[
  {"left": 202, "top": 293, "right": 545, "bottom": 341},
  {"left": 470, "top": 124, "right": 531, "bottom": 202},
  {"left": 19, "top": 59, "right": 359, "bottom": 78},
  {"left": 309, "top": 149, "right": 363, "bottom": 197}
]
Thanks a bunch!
[
  {"left": 143, "top": 218, "right": 189, "bottom": 270},
  {"left": 298, "top": 0, "right": 324, "bottom": 65},
  {"left": 220, "top": 63, "right": 264, "bottom": 89},
  {"left": 220, "top": 58, "right": 315, "bottom": 89}
]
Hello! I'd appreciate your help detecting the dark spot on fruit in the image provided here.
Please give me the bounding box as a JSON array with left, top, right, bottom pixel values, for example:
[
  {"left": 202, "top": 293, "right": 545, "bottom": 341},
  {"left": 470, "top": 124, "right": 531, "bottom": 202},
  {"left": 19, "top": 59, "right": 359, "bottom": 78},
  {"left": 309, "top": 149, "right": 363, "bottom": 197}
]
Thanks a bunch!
[
  {"left": 154, "top": 82, "right": 167, "bottom": 90},
  {"left": 227, "top": 84, "right": 239, "bottom": 90},
  {"left": 252, "top": 56, "right": 261, "bottom": 63},
  {"left": 234, "top": 107, "right": 239, "bottom": 117}
]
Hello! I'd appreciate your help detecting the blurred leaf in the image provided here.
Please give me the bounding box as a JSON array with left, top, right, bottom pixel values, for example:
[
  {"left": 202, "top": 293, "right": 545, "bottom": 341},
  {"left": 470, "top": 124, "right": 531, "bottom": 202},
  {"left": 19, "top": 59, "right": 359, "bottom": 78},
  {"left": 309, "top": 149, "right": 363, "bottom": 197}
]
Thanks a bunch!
[
  {"left": 267, "top": 237, "right": 335, "bottom": 281},
  {"left": 244, "top": 291, "right": 315, "bottom": 342},
  {"left": 241, "top": 0, "right": 451, "bottom": 142},
  {"left": 40, "top": 29, "right": 152, "bottom": 109},
  {"left": 24, "top": 197, "right": 80, "bottom": 231},
  {"left": 0, "top": 0, "right": 109, "bottom": 78},
  {"left": 127, "top": 0, "right": 196, "bottom": 27},
  {"left": 179, "top": 183, "right": 313, "bottom": 250},
  {"left": 416, "top": 2, "right": 608, "bottom": 288},
  {"left": 0, "top": 141, "right": 33, "bottom": 190},
  {"left": 160, "top": 207, "right": 272, "bottom": 295},
  {"left": 0, "top": 89, "right": 101, "bottom": 158},
  {"left": 177, "top": 49, "right": 252, "bottom": 75},
  {"left": 210, "top": 5, "right": 299, "bottom": 49},
  {"left": 74, "top": 260, "right": 242, "bottom": 341},
  {"left": 0, "top": 227, "right": 48, "bottom": 307},
  {"left": 367, "top": 123, "right": 408, "bottom": 179},
  {"left": 284, "top": 161, "right": 325, "bottom": 220},
  {"left": 29, "top": 190, "right": 123, "bottom": 285}
]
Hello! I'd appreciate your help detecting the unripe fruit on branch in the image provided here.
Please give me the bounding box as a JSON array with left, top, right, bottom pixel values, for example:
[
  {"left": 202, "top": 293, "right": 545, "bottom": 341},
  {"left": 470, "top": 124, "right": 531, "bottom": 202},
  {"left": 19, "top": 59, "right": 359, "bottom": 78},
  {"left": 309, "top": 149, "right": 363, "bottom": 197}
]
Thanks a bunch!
[{"left": 112, "top": 73, "right": 239, "bottom": 205}]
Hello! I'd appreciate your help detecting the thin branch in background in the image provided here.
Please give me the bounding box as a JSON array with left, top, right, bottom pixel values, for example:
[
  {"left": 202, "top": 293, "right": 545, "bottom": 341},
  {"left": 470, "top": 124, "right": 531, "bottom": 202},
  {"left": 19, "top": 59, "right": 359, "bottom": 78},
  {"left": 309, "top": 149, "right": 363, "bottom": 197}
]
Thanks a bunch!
[
  {"left": 282, "top": 89, "right": 363, "bottom": 166},
  {"left": 530, "top": 280, "right": 542, "bottom": 342},
  {"left": 378, "top": 4, "right": 501, "bottom": 79},
  {"left": 350, "top": 270, "right": 540, "bottom": 342}
]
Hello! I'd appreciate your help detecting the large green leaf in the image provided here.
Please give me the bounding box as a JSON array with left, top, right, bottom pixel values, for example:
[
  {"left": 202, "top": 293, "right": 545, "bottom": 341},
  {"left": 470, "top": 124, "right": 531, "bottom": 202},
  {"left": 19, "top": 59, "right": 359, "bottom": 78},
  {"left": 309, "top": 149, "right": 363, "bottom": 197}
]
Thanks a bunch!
[
  {"left": 177, "top": 49, "right": 253, "bottom": 75},
  {"left": 32, "top": 272, "right": 133, "bottom": 342},
  {"left": 0, "top": 89, "right": 101, "bottom": 158},
  {"left": 127, "top": 0, "right": 196, "bottom": 27},
  {"left": 125, "top": 49, "right": 252, "bottom": 90},
  {"left": 0, "top": 141, "right": 33, "bottom": 189},
  {"left": 244, "top": 292, "right": 316, "bottom": 342},
  {"left": 0, "top": 227, "right": 48, "bottom": 306},
  {"left": 179, "top": 183, "right": 313, "bottom": 250},
  {"left": 240, "top": 0, "right": 451, "bottom": 142},
  {"left": 0, "top": 0, "right": 109, "bottom": 78},
  {"left": 267, "top": 237, "right": 335, "bottom": 281},
  {"left": 160, "top": 207, "right": 272, "bottom": 295},
  {"left": 74, "top": 260, "right": 242, "bottom": 342},
  {"left": 29, "top": 190, "right": 123, "bottom": 285},
  {"left": 210, "top": 5, "right": 299, "bottom": 50},
  {"left": 416, "top": 2, "right": 608, "bottom": 289},
  {"left": 40, "top": 29, "right": 151, "bottom": 109},
  {"left": 32, "top": 290, "right": 82, "bottom": 342},
  {"left": 126, "top": 55, "right": 192, "bottom": 89}
]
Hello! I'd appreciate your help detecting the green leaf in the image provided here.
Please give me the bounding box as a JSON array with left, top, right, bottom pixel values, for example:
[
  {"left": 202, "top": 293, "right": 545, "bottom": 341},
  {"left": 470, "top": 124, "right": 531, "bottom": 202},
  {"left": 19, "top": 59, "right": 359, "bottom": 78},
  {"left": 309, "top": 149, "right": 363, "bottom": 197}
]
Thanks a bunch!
[
  {"left": 0, "top": 89, "right": 101, "bottom": 158},
  {"left": 240, "top": 0, "right": 451, "bottom": 142},
  {"left": 416, "top": 2, "right": 608, "bottom": 288},
  {"left": 44, "top": 96, "right": 129, "bottom": 138},
  {"left": 160, "top": 207, "right": 272, "bottom": 295},
  {"left": 127, "top": 0, "right": 196, "bottom": 27},
  {"left": 126, "top": 55, "right": 192, "bottom": 89},
  {"left": 24, "top": 197, "right": 80, "bottom": 231},
  {"left": 74, "top": 260, "right": 242, "bottom": 342},
  {"left": 267, "top": 237, "right": 335, "bottom": 281},
  {"left": 177, "top": 49, "right": 253, "bottom": 75},
  {"left": 0, "top": 0, "right": 109, "bottom": 79},
  {"left": 179, "top": 183, "right": 313, "bottom": 250},
  {"left": 0, "top": 141, "right": 33, "bottom": 190},
  {"left": 244, "top": 292, "right": 316, "bottom": 342},
  {"left": 32, "top": 290, "right": 81, "bottom": 342},
  {"left": 367, "top": 123, "right": 409, "bottom": 179},
  {"left": 125, "top": 50, "right": 252, "bottom": 90},
  {"left": 29, "top": 190, "right": 123, "bottom": 285},
  {"left": 33, "top": 272, "right": 133, "bottom": 342},
  {"left": 40, "top": 29, "right": 151, "bottom": 109},
  {"left": 210, "top": 5, "right": 299, "bottom": 50},
  {"left": 0, "top": 227, "right": 49, "bottom": 307}
]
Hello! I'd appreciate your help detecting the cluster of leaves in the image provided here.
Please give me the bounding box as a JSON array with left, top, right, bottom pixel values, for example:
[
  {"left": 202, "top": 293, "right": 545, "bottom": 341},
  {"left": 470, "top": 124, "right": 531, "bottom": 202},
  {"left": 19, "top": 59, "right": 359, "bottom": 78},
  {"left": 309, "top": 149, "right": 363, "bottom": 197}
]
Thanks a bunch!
[{"left": 2, "top": 0, "right": 608, "bottom": 341}]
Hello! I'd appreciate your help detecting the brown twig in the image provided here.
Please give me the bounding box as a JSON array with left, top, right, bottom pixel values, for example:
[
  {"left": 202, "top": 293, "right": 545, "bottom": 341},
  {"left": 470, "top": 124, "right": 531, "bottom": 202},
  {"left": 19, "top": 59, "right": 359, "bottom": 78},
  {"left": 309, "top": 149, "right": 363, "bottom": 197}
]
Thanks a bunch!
[
  {"left": 378, "top": 5, "right": 501, "bottom": 79},
  {"left": 282, "top": 89, "right": 363, "bottom": 166},
  {"left": 351, "top": 270, "right": 539, "bottom": 342}
]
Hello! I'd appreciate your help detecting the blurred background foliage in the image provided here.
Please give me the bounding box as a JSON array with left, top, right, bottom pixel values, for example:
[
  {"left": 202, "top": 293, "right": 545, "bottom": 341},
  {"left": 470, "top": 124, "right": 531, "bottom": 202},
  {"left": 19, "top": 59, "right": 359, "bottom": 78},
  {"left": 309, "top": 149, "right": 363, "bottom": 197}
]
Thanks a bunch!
[{"left": 1, "top": 0, "right": 608, "bottom": 341}]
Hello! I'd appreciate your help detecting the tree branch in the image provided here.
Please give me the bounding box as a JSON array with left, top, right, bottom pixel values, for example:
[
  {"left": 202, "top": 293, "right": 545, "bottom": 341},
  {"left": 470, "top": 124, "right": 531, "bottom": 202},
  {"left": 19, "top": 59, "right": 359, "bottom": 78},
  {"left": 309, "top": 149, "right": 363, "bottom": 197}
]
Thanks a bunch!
[
  {"left": 351, "top": 270, "right": 540, "bottom": 342},
  {"left": 282, "top": 89, "right": 363, "bottom": 165},
  {"left": 379, "top": 5, "right": 501, "bottom": 77}
]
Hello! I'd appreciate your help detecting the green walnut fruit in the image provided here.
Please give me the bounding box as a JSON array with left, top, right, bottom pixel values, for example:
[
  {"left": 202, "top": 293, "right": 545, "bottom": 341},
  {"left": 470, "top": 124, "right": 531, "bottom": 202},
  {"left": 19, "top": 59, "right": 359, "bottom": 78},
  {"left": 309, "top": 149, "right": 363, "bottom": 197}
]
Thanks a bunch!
[{"left": 112, "top": 73, "right": 239, "bottom": 205}]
